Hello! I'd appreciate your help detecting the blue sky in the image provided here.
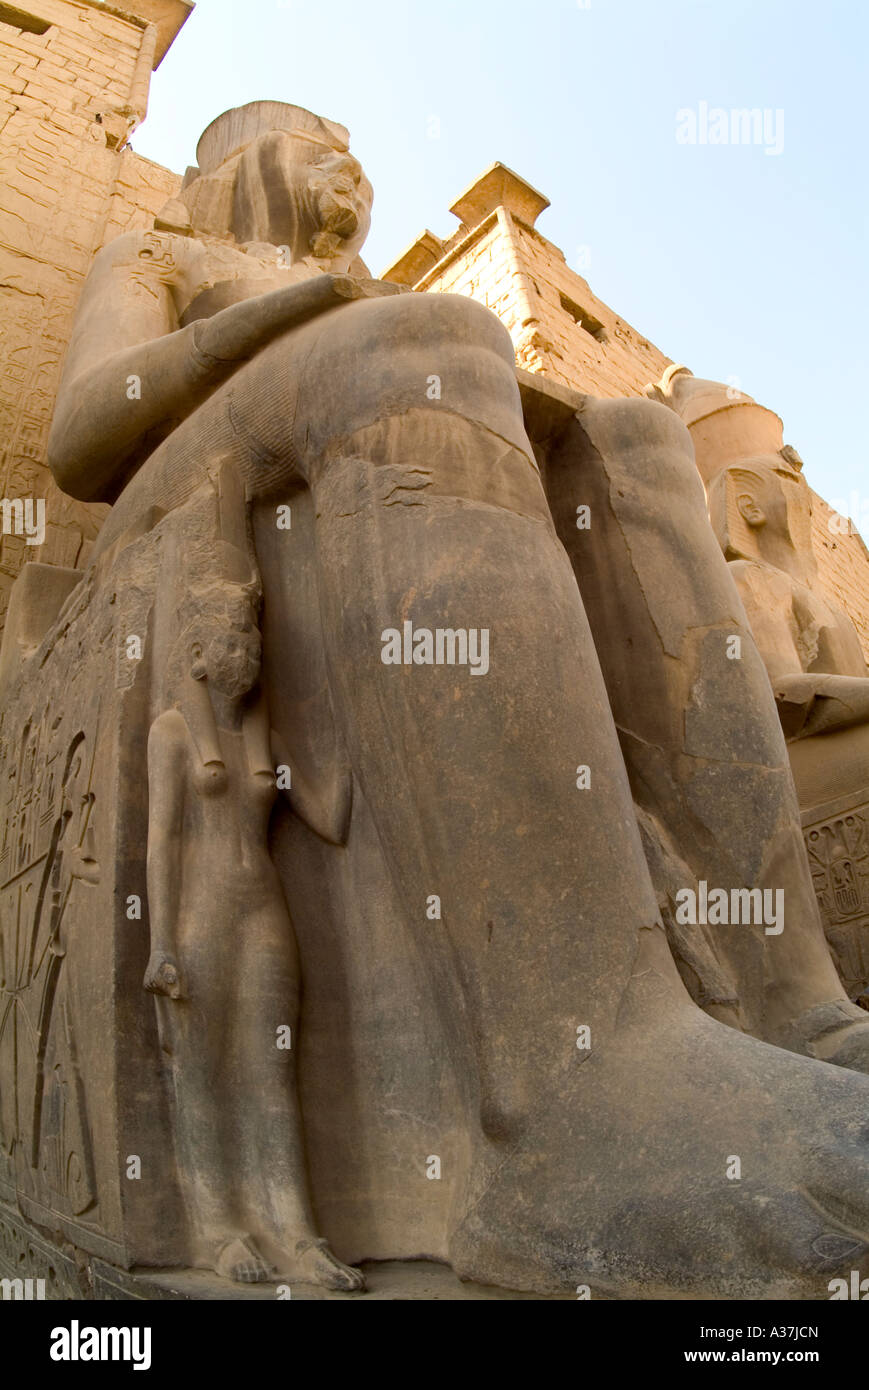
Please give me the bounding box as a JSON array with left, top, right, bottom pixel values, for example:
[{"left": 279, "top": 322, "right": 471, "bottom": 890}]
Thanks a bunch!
[{"left": 136, "top": 0, "right": 868, "bottom": 522}]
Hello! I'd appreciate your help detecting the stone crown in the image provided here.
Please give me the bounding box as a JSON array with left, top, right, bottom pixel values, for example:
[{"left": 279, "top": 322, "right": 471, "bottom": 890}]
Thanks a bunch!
[{"left": 196, "top": 101, "right": 350, "bottom": 175}]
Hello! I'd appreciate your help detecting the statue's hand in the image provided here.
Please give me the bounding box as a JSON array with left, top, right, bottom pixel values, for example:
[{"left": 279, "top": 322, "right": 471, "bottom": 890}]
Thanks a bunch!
[
  {"left": 144, "top": 950, "right": 186, "bottom": 1000},
  {"left": 192, "top": 274, "right": 362, "bottom": 367}
]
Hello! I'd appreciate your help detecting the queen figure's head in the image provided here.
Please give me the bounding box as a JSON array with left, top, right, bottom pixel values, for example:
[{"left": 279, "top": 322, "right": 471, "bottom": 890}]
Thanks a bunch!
[{"left": 186, "top": 583, "right": 263, "bottom": 701}]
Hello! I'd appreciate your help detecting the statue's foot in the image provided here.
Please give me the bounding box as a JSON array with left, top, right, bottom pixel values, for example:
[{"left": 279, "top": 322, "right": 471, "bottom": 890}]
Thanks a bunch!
[
  {"left": 214, "top": 1235, "right": 272, "bottom": 1284},
  {"left": 788, "top": 999, "right": 869, "bottom": 1075},
  {"left": 449, "top": 943, "right": 869, "bottom": 1298},
  {"left": 276, "top": 1238, "right": 365, "bottom": 1292}
]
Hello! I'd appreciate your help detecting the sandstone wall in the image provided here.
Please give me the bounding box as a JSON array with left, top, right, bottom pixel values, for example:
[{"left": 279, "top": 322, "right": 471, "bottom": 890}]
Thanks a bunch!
[
  {"left": 811, "top": 491, "right": 869, "bottom": 661},
  {"left": 0, "top": 0, "right": 181, "bottom": 631},
  {"left": 412, "top": 209, "right": 672, "bottom": 400}
]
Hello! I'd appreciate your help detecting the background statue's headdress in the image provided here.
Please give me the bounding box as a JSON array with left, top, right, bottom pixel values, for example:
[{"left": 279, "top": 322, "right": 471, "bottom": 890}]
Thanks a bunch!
[
  {"left": 644, "top": 365, "right": 788, "bottom": 490},
  {"left": 643, "top": 364, "right": 757, "bottom": 425}
]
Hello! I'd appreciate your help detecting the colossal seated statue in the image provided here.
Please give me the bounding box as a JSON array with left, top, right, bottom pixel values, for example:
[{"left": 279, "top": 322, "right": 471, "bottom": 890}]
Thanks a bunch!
[
  {"left": 650, "top": 365, "right": 869, "bottom": 1007},
  {"left": 0, "top": 103, "right": 868, "bottom": 1299}
]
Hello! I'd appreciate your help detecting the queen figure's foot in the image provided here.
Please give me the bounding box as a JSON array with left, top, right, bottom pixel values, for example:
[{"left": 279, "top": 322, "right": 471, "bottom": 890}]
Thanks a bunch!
[{"left": 214, "top": 1234, "right": 272, "bottom": 1284}]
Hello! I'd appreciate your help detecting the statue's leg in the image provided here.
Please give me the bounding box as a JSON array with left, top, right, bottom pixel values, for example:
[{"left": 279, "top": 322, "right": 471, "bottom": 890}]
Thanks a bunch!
[
  {"left": 282, "top": 295, "right": 663, "bottom": 1140},
  {"left": 545, "top": 396, "right": 869, "bottom": 1072},
  {"left": 232, "top": 292, "right": 869, "bottom": 1296}
]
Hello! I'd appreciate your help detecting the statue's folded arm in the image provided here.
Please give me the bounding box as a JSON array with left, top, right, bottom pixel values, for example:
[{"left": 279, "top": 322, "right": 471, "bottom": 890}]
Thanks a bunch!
[{"left": 47, "top": 221, "right": 371, "bottom": 506}]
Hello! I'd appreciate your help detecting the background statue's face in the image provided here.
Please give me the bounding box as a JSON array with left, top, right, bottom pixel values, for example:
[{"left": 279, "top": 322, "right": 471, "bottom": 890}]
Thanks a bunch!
[
  {"left": 721, "top": 460, "right": 816, "bottom": 583},
  {"left": 232, "top": 131, "right": 373, "bottom": 264},
  {"left": 735, "top": 472, "right": 787, "bottom": 536},
  {"left": 733, "top": 461, "right": 812, "bottom": 542},
  {"left": 779, "top": 468, "right": 814, "bottom": 558}
]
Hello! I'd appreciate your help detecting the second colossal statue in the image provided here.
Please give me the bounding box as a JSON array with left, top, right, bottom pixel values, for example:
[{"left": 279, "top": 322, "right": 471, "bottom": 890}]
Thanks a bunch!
[{"left": 651, "top": 365, "right": 869, "bottom": 1007}]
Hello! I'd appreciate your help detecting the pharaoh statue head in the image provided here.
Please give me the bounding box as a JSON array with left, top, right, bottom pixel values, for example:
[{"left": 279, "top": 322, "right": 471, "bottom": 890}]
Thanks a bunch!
[
  {"left": 706, "top": 458, "right": 817, "bottom": 587},
  {"left": 157, "top": 100, "right": 374, "bottom": 272},
  {"left": 647, "top": 365, "right": 817, "bottom": 587}
]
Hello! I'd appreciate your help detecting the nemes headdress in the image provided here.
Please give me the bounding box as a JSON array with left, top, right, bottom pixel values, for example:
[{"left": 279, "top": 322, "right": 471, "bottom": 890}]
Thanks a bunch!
[{"left": 169, "top": 100, "right": 354, "bottom": 242}]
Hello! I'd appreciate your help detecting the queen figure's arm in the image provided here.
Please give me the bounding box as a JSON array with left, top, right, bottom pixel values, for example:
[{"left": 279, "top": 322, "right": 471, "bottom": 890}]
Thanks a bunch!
[
  {"left": 144, "top": 710, "right": 188, "bottom": 999},
  {"left": 271, "top": 728, "right": 352, "bottom": 846}
]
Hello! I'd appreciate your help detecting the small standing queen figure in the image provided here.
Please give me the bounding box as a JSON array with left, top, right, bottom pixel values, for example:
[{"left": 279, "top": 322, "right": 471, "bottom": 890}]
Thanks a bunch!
[{"left": 144, "top": 460, "right": 361, "bottom": 1289}]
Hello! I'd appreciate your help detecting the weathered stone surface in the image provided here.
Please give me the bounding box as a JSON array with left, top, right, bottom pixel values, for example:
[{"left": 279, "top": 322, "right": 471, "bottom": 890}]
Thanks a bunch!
[{"left": 1, "top": 100, "right": 868, "bottom": 1305}]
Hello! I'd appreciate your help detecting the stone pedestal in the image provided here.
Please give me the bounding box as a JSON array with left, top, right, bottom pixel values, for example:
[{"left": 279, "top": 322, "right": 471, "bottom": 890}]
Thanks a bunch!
[{"left": 792, "top": 725, "right": 869, "bottom": 1003}]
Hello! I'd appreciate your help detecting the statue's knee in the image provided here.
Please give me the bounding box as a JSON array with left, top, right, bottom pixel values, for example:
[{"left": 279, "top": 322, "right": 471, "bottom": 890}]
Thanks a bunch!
[
  {"left": 358, "top": 288, "right": 515, "bottom": 361},
  {"left": 565, "top": 395, "right": 705, "bottom": 518},
  {"left": 577, "top": 395, "right": 695, "bottom": 470},
  {"left": 301, "top": 291, "right": 530, "bottom": 469}
]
